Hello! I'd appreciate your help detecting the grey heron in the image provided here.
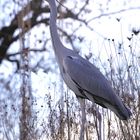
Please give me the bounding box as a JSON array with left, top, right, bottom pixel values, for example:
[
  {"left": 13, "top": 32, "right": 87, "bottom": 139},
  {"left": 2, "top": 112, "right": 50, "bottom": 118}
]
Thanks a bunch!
[{"left": 46, "top": 0, "right": 132, "bottom": 138}]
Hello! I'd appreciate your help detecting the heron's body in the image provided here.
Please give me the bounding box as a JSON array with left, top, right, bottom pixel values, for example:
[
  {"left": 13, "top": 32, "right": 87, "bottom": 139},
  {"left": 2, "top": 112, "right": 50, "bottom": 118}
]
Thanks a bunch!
[
  {"left": 46, "top": 0, "right": 131, "bottom": 122},
  {"left": 59, "top": 47, "right": 131, "bottom": 120}
]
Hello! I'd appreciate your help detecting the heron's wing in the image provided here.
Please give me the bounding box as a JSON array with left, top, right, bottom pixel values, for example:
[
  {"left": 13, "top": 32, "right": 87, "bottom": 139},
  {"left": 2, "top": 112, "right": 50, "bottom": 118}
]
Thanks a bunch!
[
  {"left": 63, "top": 55, "right": 118, "bottom": 106},
  {"left": 63, "top": 55, "right": 132, "bottom": 120}
]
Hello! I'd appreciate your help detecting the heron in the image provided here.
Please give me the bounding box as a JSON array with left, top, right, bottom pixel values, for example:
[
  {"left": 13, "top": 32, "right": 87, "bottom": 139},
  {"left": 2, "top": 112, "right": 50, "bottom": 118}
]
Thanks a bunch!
[{"left": 46, "top": 0, "right": 132, "bottom": 139}]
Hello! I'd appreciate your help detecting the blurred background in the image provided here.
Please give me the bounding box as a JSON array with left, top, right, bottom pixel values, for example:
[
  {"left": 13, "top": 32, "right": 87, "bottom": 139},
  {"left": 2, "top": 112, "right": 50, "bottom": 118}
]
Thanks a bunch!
[{"left": 0, "top": 0, "right": 140, "bottom": 139}]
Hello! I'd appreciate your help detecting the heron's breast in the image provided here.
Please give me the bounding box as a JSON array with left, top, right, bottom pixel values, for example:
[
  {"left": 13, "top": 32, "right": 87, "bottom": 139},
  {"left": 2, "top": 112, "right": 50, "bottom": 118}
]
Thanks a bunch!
[{"left": 61, "top": 67, "right": 85, "bottom": 98}]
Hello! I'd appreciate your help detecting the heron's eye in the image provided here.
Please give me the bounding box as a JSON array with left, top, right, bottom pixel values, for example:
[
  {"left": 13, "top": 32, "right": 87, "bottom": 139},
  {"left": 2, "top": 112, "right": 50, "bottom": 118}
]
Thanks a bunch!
[{"left": 67, "top": 56, "right": 73, "bottom": 59}]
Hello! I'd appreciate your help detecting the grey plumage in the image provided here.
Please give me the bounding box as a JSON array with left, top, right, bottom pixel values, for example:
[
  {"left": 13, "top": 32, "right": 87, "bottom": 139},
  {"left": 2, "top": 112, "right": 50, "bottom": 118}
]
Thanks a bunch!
[
  {"left": 46, "top": 0, "right": 131, "bottom": 121},
  {"left": 63, "top": 53, "right": 131, "bottom": 120}
]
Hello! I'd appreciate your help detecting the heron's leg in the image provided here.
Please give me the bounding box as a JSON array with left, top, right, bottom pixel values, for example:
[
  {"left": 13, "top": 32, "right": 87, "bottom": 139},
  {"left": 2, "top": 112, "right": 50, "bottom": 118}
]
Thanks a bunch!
[
  {"left": 93, "top": 104, "right": 102, "bottom": 140},
  {"left": 84, "top": 92, "right": 102, "bottom": 140},
  {"left": 78, "top": 98, "right": 86, "bottom": 140}
]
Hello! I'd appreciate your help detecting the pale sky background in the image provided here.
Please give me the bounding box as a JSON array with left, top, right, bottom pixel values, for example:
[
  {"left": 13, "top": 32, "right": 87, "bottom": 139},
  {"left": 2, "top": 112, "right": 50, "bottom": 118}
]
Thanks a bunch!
[
  {"left": 0, "top": 0, "right": 140, "bottom": 110},
  {"left": 31, "top": 0, "right": 140, "bottom": 91},
  {"left": 0, "top": 0, "right": 140, "bottom": 102},
  {"left": 0, "top": 0, "right": 140, "bottom": 139}
]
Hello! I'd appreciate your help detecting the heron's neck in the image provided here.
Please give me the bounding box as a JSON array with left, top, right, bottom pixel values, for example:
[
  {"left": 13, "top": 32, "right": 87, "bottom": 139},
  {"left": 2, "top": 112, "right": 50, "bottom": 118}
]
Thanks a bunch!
[{"left": 49, "top": 0, "right": 63, "bottom": 54}]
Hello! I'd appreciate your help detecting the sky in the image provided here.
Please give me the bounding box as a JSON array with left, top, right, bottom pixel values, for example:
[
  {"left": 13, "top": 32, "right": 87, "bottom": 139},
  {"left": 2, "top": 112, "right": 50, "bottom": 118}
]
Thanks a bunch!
[
  {"left": 0, "top": 0, "right": 140, "bottom": 105},
  {"left": 0, "top": 0, "right": 140, "bottom": 112},
  {"left": 0, "top": 0, "right": 140, "bottom": 139}
]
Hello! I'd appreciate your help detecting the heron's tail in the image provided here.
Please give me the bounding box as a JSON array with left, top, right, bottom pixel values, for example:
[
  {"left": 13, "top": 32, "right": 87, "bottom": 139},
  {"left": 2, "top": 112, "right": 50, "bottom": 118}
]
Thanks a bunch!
[
  {"left": 115, "top": 104, "right": 132, "bottom": 120},
  {"left": 104, "top": 100, "right": 132, "bottom": 120}
]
